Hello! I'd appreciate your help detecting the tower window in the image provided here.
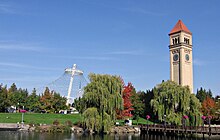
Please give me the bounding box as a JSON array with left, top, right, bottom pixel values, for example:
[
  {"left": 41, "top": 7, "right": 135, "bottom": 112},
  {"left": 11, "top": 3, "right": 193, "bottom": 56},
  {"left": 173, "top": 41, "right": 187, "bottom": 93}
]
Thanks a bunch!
[
  {"left": 173, "top": 37, "right": 180, "bottom": 45},
  {"left": 184, "top": 38, "right": 190, "bottom": 45}
]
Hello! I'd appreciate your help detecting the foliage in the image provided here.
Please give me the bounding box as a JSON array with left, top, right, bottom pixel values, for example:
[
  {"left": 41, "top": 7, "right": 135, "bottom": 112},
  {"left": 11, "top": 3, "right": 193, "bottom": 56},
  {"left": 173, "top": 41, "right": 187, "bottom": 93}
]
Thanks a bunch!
[
  {"left": 215, "top": 96, "right": 220, "bottom": 118},
  {"left": 121, "top": 83, "right": 134, "bottom": 118},
  {"left": 139, "top": 90, "right": 154, "bottom": 120},
  {"left": 48, "top": 125, "right": 71, "bottom": 133},
  {"left": 0, "top": 84, "right": 10, "bottom": 112},
  {"left": 83, "top": 107, "right": 101, "bottom": 132},
  {"left": 196, "top": 87, "right": 213, "bottom": 103},
  {"left": 53, "top": 119, "right": 60, "bottom": 126},
  {"left": 130, "top": 89, "right": 144, "bottom": 120},
  {"left": 202, "top": 96, "right": 216, "bottom": 116},
  {"left": 25, "top": 88, "right": 41, "bottom": 112},
  {"left": 75, "top": 73, "right": 123, "bottom": 133},
  {"left": 8, "top": 87, "right": 28, "bottom": 108},
  {"left": 40, "top": 87, "right": 67, "bottom": 113},
  {"left": 0, "top": 83, "right": 67, "bottom": 113},
  {"left": 65, "top": 120, "right": 73, "bottom": 127},
  {"left": 150, "top": 80, "right": 202, "bottom": 126}
]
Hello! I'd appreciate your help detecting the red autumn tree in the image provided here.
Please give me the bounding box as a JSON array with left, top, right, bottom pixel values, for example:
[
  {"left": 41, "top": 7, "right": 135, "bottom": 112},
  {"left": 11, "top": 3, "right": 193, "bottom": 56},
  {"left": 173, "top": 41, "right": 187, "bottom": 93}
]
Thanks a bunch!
[
  {"left": 202, "top": 96, "right": 216, "bottom": 116},
  {"left": 122, "top": 82, "right": 134, "bottom": 118}
]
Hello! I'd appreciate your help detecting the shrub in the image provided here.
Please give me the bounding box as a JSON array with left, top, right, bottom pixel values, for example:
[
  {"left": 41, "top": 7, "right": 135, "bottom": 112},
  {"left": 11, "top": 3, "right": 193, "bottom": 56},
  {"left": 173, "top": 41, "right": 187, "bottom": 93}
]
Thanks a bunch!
[
  {"left": 65, "top": 120, "right": 73, "bottom": 127},
  {"left": 53, "top": 120, "right": 60, "bottom": 126}
]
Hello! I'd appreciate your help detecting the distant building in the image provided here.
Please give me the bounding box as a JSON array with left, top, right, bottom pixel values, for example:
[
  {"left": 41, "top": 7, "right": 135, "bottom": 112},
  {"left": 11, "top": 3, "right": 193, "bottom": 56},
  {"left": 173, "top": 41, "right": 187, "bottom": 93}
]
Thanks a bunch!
[{"left": 169, "top": 20, "right": 193, "bottom": 93}]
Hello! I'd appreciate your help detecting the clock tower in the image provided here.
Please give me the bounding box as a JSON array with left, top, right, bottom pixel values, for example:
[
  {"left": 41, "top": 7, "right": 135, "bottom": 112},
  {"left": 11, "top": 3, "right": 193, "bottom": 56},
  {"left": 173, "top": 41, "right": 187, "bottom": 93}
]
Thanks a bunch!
[{"left": 169, "top": 20, "right": 193, "bottom": 92}]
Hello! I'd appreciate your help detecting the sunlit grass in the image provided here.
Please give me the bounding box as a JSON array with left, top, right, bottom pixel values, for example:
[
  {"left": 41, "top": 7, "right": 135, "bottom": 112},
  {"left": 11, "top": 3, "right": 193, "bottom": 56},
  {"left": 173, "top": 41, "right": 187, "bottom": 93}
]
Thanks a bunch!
[
  {"left": 0, "top": 113, "right": 82, "bottom": 125},
  {"left": 0, "top": 113, "right": 153, "bottom": 126}
]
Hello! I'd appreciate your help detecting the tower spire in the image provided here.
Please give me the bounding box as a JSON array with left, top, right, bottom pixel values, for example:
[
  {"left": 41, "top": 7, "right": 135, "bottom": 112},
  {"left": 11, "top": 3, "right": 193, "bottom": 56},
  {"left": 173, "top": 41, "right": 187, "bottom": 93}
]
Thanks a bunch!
[{"left": 169, "top": 20, "right": 192, "bottom": 35}]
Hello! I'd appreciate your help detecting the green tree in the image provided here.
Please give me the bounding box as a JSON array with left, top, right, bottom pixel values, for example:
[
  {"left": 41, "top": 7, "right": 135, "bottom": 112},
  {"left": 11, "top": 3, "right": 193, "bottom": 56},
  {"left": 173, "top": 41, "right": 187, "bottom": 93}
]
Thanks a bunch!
[
  {"left": 196, "top": 87, "right": 213, "bottom": 103},
  {"left": 140, "top": 89, "right": 154, "bottom": 119},
  {"left": 8, "top": 83, "right": 17, "bottom": 93},
  {"left": 131, "top": 89, "right": 144, "bottom": 121},
  {"left": 82, "top": 107, "right": 101, "bottom": 132},
  {"left": 215, "top": 96, "right": 220, "bottom": 118},
  {"left": 8, "top": 85, "right": 28, "bottom": 108},
  {"left": 0, "top": 84, "right": 10, "bottom": 112},
  {"left": 40, "top": 87, "right": 54, "bottom": 112},
  {"left": 52, "top": 91, "right": 67, "bottom": 112},
  {"left": 26, "top": 88, "right": 41, "bottom": 112},
  {"left": 75, "top": 73, "right": 123, "bottom": 133},
  {"left": 150, "top": 81, "right": 202, "bottom": 126},
  {"left": 40, "top": 87, "right": 67, "bottom": 113}
]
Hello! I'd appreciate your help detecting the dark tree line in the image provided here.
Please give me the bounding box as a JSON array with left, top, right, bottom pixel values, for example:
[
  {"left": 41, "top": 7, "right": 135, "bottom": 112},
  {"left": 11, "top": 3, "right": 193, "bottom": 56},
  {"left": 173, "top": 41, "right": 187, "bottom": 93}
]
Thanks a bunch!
[{"left": 0, "top": 83, "right": 67, "bottom": 113}]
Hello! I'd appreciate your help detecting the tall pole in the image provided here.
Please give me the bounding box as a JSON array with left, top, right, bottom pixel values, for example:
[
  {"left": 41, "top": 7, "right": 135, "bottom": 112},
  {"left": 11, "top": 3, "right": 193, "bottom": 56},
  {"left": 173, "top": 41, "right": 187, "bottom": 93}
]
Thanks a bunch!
[
  {"left": 66, "top": 64, "right": 76, "bottom": 106},
  {"left": 65, "top": 64, "right": 83, "bottom": 106},
  {"left": 21, "top": 106, "right": 24, "bottom": 128}
]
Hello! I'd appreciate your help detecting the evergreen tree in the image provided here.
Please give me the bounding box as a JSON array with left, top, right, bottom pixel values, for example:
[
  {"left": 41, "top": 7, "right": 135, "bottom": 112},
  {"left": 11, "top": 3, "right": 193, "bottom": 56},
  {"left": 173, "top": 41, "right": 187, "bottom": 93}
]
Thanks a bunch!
[
  {"left": 130, "top": 89, "right": 144, "bottom": 121},
  {"left": 40, "top": 87, "right": 67, "bottom": 113},
  {"left": 196, "top": 87, "right": 213, "bottom": 102},
  {"left": 8, "top": 84, "right": 28, "bottom": 108},
  {"left": 0, "top": 84, "right": 10, "bottom": 112},
  {"left": 26, "top": 88, "right": 41, "bottom": 112}
]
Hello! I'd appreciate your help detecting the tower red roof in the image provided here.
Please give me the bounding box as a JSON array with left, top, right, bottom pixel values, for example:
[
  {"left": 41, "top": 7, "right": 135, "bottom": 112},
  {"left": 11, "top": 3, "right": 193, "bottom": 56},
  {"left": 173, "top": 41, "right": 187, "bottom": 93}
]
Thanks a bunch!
[{"left": 169, "top": 20, "right": 192, "bottom": 35}]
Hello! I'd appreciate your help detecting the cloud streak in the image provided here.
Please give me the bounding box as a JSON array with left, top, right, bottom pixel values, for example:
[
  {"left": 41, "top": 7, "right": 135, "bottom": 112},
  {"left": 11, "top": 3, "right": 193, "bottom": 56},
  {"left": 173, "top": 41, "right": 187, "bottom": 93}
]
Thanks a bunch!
[
  {"left": 0, "top": 42, "right": 47, "bottom": 52},
  {"left": 107, "top": 50, "right": 144, "bottom": 55},
  {"left": 57, "top": 55, "right": 116, "bottom": 61},
  {"left": 0, "top": 3, "right": 16, "bottom": 14},
  {"left": 193, "top": 59, "right": 206, "bottom": 66},
  {"left": 119, "top": 7, "right": 166, "bottom": 16},
  {"left": 0, "top": 62, "right": 60, "bottom": 71}
]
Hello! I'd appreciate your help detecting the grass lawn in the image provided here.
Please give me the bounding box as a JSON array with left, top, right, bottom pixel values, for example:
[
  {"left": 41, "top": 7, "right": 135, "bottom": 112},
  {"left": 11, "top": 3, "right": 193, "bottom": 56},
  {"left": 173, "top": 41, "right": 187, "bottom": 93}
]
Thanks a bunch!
[
  {"left": 0, "top": 113, "right": 82, "bottom": 125},
  {"left": 116, "top": 117, "right": 154, "bottom": 126},
  {"left": 0, "top": 113, "right": 153, "bottom": 126}
]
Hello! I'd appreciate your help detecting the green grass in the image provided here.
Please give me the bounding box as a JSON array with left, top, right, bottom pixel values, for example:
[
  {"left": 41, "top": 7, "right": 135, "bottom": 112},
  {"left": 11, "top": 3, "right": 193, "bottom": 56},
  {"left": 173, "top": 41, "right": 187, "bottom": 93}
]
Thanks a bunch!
[
  {"left": 0, "top": 113, "right": 154, "bottom": 126},
  {"left": 0, "top": 113, "right": 82, "bottom": 125},
  {"left": 115, "top": 117, "right": 154, "bottom": 126}
]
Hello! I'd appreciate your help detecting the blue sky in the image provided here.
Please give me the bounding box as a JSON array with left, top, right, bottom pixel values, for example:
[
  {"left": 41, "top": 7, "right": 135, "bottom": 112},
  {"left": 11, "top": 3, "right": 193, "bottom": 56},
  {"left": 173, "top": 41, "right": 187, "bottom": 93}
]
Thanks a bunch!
[{"left": 0, "top": 0, "right": 220, "bottom": 96}]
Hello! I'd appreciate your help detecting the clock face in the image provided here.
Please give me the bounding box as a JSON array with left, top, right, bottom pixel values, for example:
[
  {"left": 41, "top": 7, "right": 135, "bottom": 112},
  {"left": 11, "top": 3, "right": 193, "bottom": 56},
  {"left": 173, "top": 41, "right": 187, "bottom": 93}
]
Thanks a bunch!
[
  {"left": 185, "top": 54, "right": 190, "bottom": 61},
  {"left": 173, "top": 54, "right": 179, "bottom": 61}
]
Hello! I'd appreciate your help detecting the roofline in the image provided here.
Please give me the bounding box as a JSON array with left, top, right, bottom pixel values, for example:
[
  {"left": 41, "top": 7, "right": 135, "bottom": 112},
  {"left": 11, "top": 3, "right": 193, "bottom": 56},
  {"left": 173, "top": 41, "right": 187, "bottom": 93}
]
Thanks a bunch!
[{"left": 169, "top": 30, "right": 192, "bottom": 36}]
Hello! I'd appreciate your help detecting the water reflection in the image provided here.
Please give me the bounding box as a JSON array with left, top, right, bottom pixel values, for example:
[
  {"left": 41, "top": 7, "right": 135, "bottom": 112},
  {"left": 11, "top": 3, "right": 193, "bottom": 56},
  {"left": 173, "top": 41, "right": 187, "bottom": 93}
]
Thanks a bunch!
[{"left": 0, "top": 131, "right": 219, "bottom": 140}]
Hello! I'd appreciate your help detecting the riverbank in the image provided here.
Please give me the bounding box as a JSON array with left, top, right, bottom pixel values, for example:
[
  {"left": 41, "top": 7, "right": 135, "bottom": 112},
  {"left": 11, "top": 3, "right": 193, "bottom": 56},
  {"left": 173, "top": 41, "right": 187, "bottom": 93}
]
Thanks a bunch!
[{"left": 0, "top": 123, "right": 140, "bottom": 134}]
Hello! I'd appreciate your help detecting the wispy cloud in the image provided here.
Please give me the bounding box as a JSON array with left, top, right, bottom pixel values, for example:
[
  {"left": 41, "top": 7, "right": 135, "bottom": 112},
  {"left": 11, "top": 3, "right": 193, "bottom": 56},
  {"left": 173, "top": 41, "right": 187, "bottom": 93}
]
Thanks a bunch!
[
  {"left": 107, "top": 50, "right": 144, "bottom": 55},
  {"left": 120, "top": 7, "right": 166, "bottom": 16},
  {"left": 79, "top": 0, "right": 165, "bottom": 16},
  {"left": 0, "top": 62, "right": 60, "bottom": 71},
  {"left": 0, "top": 76, "right": 57, "bottom": 83},
  {"left": 0, "top": 42, "right": 47, "bottom": 52},
  {"left": 57, "top": 55, "right": 116, "bottom": 61},
  {"left": 0, "top": 3, "right": 16, "bottom": 14},
  {"left": 193, "top": 59, "right": 206, "bottom": 66}
]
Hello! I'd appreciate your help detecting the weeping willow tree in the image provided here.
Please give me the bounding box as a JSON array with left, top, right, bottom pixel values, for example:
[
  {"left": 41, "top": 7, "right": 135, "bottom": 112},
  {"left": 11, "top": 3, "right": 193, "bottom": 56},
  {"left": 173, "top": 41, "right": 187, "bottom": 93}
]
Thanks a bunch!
[
  {"left": 150, "top": 80, "right": 202, "bottom": 126},
  {"left": 74, "top": 73, "right": 123, "bottom": 133}
]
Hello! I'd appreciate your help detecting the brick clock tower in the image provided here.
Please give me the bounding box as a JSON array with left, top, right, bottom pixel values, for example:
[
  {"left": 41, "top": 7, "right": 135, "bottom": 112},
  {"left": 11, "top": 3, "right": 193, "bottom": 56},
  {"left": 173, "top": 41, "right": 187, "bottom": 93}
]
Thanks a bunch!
[{"left": 169, "top": 20, "right": 193, "bottom": 93}]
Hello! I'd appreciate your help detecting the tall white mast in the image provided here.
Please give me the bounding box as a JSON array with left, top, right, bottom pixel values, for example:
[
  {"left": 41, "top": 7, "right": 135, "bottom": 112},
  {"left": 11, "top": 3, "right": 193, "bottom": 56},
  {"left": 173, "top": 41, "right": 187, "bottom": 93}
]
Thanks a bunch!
[{"left": 65, "top": 64, "right": 83, "bottom": 106}]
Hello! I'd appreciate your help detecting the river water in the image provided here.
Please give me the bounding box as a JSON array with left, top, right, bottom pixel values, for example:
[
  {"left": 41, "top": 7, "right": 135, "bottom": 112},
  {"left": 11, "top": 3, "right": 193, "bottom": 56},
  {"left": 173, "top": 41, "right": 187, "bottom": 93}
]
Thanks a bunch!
[{"left": 0, "top": 131, "right": 219, "bottom": 140}]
